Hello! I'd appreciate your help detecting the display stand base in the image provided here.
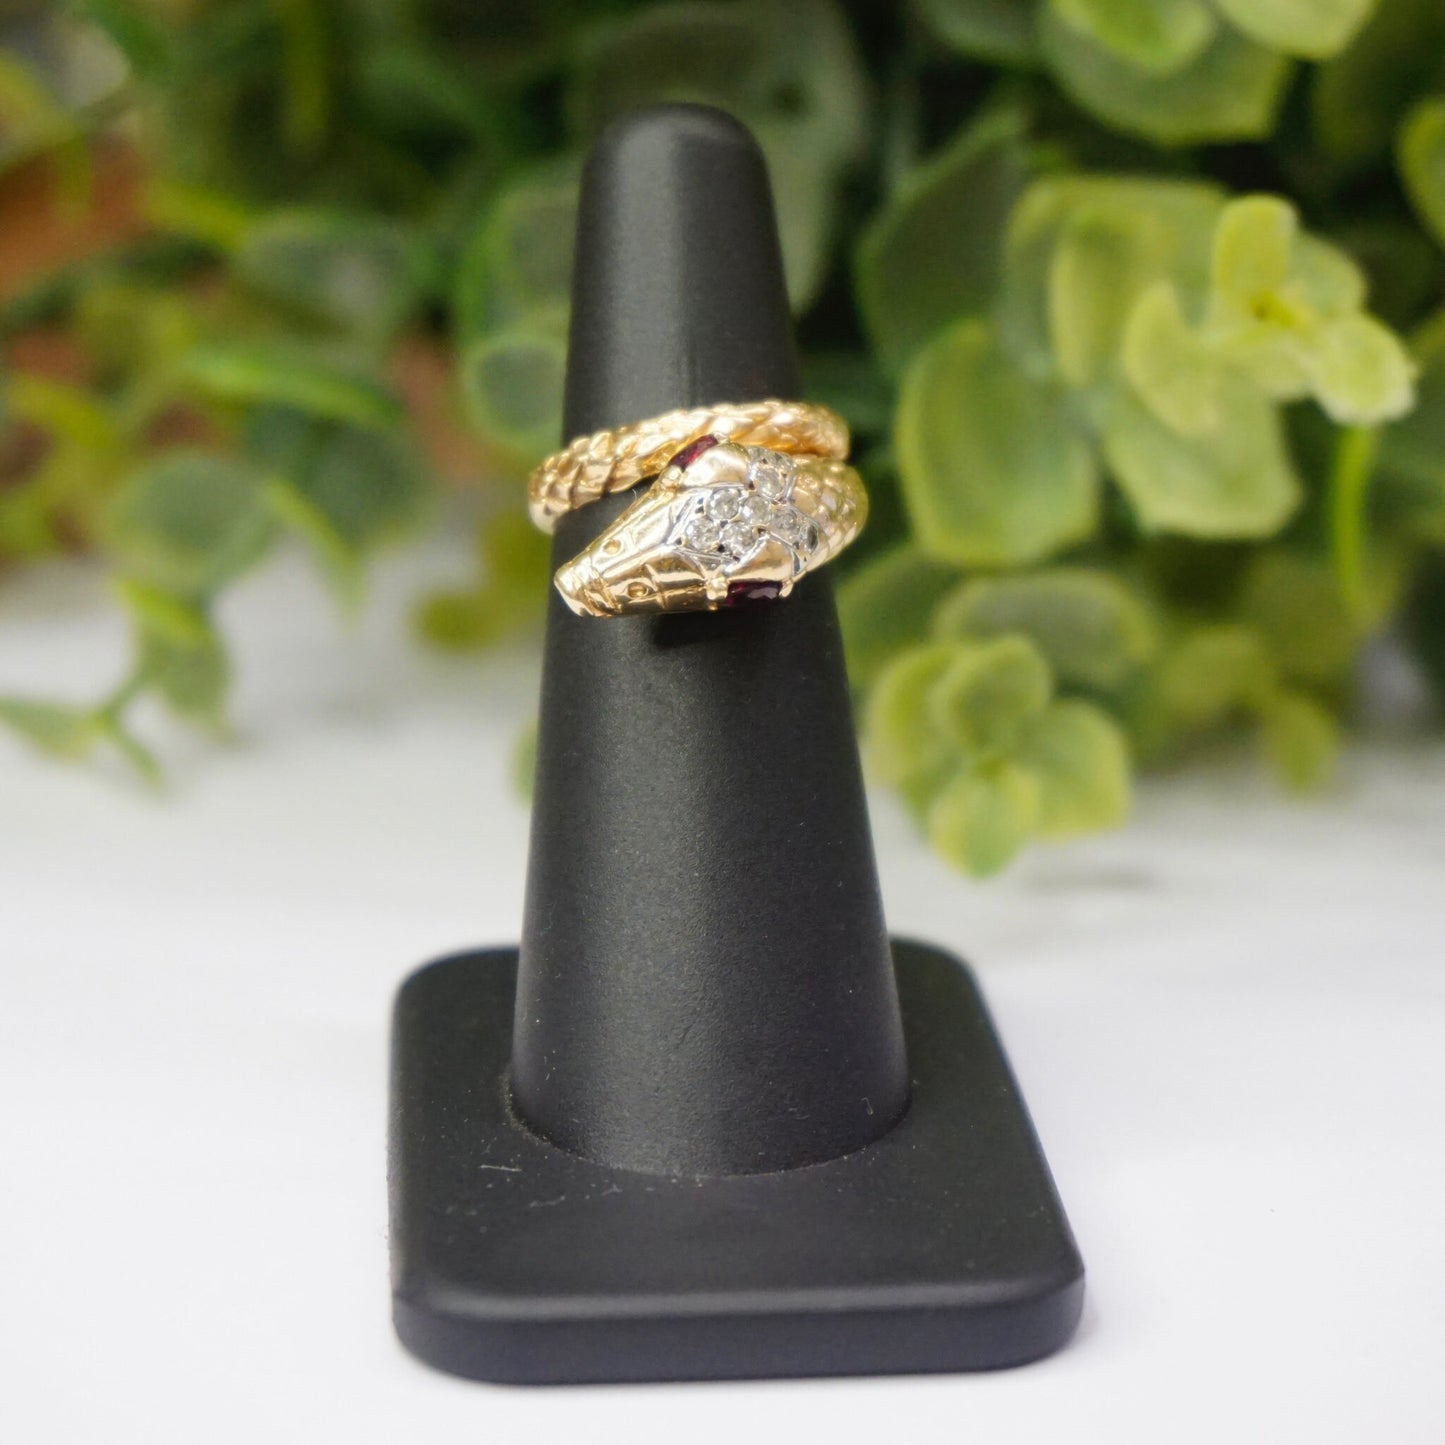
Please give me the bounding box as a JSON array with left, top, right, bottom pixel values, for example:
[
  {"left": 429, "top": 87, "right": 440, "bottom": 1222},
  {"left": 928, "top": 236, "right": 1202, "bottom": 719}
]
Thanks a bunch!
[{"left": 389, "top": 941, "right": 1084, "bottom": 1384}]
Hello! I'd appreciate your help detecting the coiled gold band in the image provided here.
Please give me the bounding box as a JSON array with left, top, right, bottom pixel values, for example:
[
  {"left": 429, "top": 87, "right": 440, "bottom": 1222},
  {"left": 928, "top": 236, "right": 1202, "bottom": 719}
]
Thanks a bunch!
[{"left": 527, "top": 398, "right": 849, "bottom": 531}]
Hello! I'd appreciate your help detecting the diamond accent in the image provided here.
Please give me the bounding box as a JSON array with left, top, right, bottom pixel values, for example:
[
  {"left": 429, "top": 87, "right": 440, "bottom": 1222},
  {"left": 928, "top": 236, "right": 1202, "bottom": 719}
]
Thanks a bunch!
[
  {"left": 770, "top": 507, "right": 807, "bottom": 546},
  {"left": 750, "top": 455, "right": 792, "bottom": 501},
  {"left": 683, "top": 516, "right": 722, "bottom": 552},
  {"left": 720, "top": 521, "right": 758, "bottom": 557},
  {"left": 738, "top": 493, "right": 770, "bottom": 526},
  {"left": 706, "top": 486, "right": 744, "bottom": 522}
]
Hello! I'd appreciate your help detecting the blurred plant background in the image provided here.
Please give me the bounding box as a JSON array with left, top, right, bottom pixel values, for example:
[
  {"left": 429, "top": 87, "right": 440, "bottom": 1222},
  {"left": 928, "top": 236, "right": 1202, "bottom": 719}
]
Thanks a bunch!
[{"left": 3, "top": 0, "right": 1445, "bottom": 874}]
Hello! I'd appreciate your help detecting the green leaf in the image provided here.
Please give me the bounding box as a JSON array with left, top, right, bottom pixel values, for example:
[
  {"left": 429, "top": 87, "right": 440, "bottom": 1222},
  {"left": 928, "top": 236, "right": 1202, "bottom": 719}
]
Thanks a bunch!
[
  {"left": 1399, "top": 96, "right": 1445, "bottom": 248},
  {"left": 1378, "top": 314, "right": 1445, "bottom": 508},
  {"left": 453, "top": 173, "right": 578, "bottom": 339},
  {"left": 94, "top": 714, "right": 161, "bottom": 786},
  {"left": 1210, "top": 195, "right": 1297, "bottom": 316},
  {"left": 896, "top": 319, "right": 1100, "bottom": 566},
  {"left": 1215, "top": 0, "right": 1375, "bottom": 61},
  {"left": 247, "top": 408, "right": 426, "bottom": 599},
  {"left": 286, "top": 425, "right": 424, "bottom": 548},
  {"left": 838, "top": 544, "right": 960, "bottom": 690},
  {"left": 1122, "top": 281, "right": 1225, "bottom": 436},
  {"left": 418, "top": 506, "right": 553, "bottom": 652},
  {"left": 863, "top": 642, "right": 961, "bottom": 788},
  {"left": 1047, "top": 201, "right": 1178, "bottom": 388},
  {"left": 927, "top": 761, "right": 1041, "bottom": 876},
  {"left": 5, "top": 374, "right": 122, "bottom": 454},
  {"left": 121, "top": 583, "right": 230, "bottom": 723},
  {"left": 181, "top": 344, "right": 403, "bottom": 432},
  {"left": 1047, "top": 0, "right": 1215, "bottom": 75},
  {"left": 1039, "top": 11, "right": 1290, "bottom": 145},
  {"left": 114, "top": 577, "right": 210, "bottom": 647},
  {"left": 264, "top": 477, "right": 360, "bottom": 607},
  {"left": 0, "top": 698, "right": 100, "bottom": 761},
  {"left": 1202, "top": 197, "right": 1412, "bottom": 423},
  {"left": 145, "top": 177, "right": 255, "bottom": 251},
  {"left": 414, "top": 590, "right": 500, "bottom": 651},
  {"left": 479, "top": 507, "right": 552, "bottom": 599},
  {"left": 1102, "top": 381, "right": 1301, "bottom": 538},
  {"left": 1306, "top": 313, "right": 1416, "bottom": 425},
  {"left": 1015, "top": 699, "right": 1131, "bottom": 838},
  {"left": 75, "top": 0, "right": 177, "bottom": 79},
  {"left": 1152, "top": 624, "right": 1275, "bottom": 728},
  {"left": 855, "top": 107, "right": 1042, "bottom": 372},
  {"left": 911, "top": 0, "right": 1038, "bottom": 63},
  {"left": 1238, "top": 551, "right": 1358, "bottom": 685},
  {"left": 1311, "top": 0, "right": 1445, "bottom": 164},
  {"left": 459, "top": 327, "right": 568, "bottom": 463},
  {"left": 999, "top": 175, "right": 1225, "bottom": 369},
  {"left": 1260, "top": 691, "right": 1339, "bottom": 791},
  {"left": 106, "top": 450, "right": 274, "bottom": 597},
  {"left": 233, "top": 210, "right": 432, "bottom": 337},
  {"left": 934, "top": 567, "right": 1159, "bottom": 690},
  {"left": 929, "top": 636, "right": 1053, "bottom": 753}
]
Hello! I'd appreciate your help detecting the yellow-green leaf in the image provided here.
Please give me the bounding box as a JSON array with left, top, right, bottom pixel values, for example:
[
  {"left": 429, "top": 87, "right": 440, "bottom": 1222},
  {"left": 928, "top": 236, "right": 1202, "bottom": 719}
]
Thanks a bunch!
[
  {"left": 864, "top": 642, "right": 962, "bottom": 787},
  {"left": 928, "top": 635, "right": 1053, "bottom": 753},
  {"left": 1238, "top": 551, "right": 1359, "bottom": 685},
  {"left": 1399, "top": 96, "right": 1445, "bottom": 248},
  {"left": 1015, "top": 699, "right": 1131, "bottom": 838},
  {"left": 1048, "top": 202, "right": 1176, "bottom": 388},
  {"left": 0, "top": 698, "right": 100, "bottom": 762},
  {"left": 1102, "top": 380, "right": 1300, "bottom": 538},
  {"left": 1305, "top": 313, "right": 1416, "bottom": 425},
  {"left": 912, "top": 0, "right": 1038, "bottom": 63},
  {"left": 838, "top": 544, "right": 960, "bottom": 690},
  {"left": 934, "top": 567, "right": 1159, "bottom": 689},
  {"left": 856, "top": 107, "right": 1041, "bottom": 371},
  {"left": 927, "top": 760, "right": 1041, "bottom": 876},
  {"left": 1048, "top": 0, "right": 1215, "bottom": 75},
  {"left": 896, "top": 319, "right": 1099, "bottom": 566},
  {"left": 1210, "top": 195, "right": 1298, "bottom": 319},
  {"left": 182, "top": 344, "right": 403, "bottom": 432},
  {"left": 106, "top": 451, "right": 274, "bottom": 597},
  {"left": 459, "top": 327, "right": 568, "bottom": 464},
  {"left": 1260, "top": 691, "right": 1339, "bottom": 791},
  {"left": 1121, "top": 281, "right": 1224, "bottom": 436},
  {"left": 1039, "top": 10, "right": 1290, "bottom": 146},
  {"left": 1216, "top": 0, "right": 1376, "bottom": 61}
]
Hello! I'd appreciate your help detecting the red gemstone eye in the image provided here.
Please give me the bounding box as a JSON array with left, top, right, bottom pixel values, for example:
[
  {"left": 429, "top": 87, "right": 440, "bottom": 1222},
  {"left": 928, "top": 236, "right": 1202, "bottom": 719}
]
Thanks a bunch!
[
  {"left": 670, "top": 434, "right": 721, "bottom": 470},
  {"left": 723, "top": 579, "right": 783, "bottom": 608}
]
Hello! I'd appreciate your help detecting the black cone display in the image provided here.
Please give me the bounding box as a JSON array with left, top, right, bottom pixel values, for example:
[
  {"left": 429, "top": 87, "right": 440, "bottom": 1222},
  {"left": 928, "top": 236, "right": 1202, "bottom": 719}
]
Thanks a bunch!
[
  {"left": 389, "top": 103, "right": 1085, "bottom": 1386},
  {"left": 509, "top": 104, "right": 908, "bottom": 1177}
]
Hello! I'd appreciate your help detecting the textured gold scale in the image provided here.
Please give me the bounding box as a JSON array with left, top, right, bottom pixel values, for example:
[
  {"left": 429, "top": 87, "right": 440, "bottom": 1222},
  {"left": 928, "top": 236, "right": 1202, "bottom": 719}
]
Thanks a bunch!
[{"left": 527, "top": 400, "right": 849, "bottom": 530}]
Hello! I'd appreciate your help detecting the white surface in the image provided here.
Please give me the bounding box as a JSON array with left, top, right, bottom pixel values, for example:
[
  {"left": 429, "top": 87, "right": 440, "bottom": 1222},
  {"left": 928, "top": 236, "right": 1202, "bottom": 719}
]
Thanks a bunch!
[{"left": 3, "top": 541, "right": 1444, "bottom": 1444}]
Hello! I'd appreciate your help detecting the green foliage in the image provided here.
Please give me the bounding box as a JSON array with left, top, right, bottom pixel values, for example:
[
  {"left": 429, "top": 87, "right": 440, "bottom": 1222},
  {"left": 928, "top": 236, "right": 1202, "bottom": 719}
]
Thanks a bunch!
[
  {"left": 896, "top": 318, "right": 1099, "bottom": 565},
  {"left": 3, "top": 0, "right": 1445, "bottom": 873}
]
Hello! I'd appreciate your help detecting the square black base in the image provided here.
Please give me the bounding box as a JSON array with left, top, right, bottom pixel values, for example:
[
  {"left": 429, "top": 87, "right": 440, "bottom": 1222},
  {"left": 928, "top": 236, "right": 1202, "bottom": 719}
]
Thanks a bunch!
[{"left": 389, "top": 940, "right": 1084, "bottom": 1384}]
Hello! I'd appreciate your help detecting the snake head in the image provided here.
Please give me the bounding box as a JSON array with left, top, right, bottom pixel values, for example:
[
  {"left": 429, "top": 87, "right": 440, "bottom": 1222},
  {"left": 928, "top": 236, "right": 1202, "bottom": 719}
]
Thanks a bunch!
[{"left": 554, "top": 439, "right": 823, "bottom": 618}]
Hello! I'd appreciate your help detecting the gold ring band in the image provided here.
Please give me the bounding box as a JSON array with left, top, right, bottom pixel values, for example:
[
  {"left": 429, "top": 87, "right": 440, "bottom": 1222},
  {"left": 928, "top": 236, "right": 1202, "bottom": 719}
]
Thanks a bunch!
[
  {"left": 553, "top": 439, "right": 867, "bottom": 618},
  {"left": 527, "top": 399, "right": 848, "bottom": 530}
]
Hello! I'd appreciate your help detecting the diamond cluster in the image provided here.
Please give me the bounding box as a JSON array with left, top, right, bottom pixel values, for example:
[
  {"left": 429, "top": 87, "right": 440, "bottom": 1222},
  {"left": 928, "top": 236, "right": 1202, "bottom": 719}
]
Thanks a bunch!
[{"left": 672, "top": 442, "right": 820, "bottom": 568}]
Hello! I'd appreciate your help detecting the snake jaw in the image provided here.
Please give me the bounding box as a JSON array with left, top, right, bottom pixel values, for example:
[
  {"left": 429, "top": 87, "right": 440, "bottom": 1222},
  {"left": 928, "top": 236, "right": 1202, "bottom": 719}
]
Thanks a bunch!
[{"left": 554, "top": 442, "right": 850, "bottom": 618}]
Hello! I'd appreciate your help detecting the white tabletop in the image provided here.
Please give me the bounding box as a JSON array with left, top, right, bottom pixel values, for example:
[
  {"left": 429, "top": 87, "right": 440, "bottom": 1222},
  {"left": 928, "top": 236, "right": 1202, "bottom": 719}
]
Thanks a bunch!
[{"left": 4, "top": 540, "right": 1442, "bottom": 1444}]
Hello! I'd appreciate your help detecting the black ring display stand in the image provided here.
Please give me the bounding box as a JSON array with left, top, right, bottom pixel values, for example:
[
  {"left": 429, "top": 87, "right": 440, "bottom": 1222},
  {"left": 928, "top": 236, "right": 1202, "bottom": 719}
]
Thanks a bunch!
[{"left": 388, "top": 104, "right": 1084, "bottom": 1384}]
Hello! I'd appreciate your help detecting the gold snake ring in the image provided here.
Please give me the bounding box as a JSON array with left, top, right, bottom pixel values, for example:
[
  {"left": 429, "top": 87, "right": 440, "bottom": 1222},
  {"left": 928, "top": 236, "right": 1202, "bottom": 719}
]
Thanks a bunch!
[
  {"left": 527, "top": 399, "right": 848, "bottom": 531},
  {"left": 551, "top": 437, "right": 867, "bottom": 619}
]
